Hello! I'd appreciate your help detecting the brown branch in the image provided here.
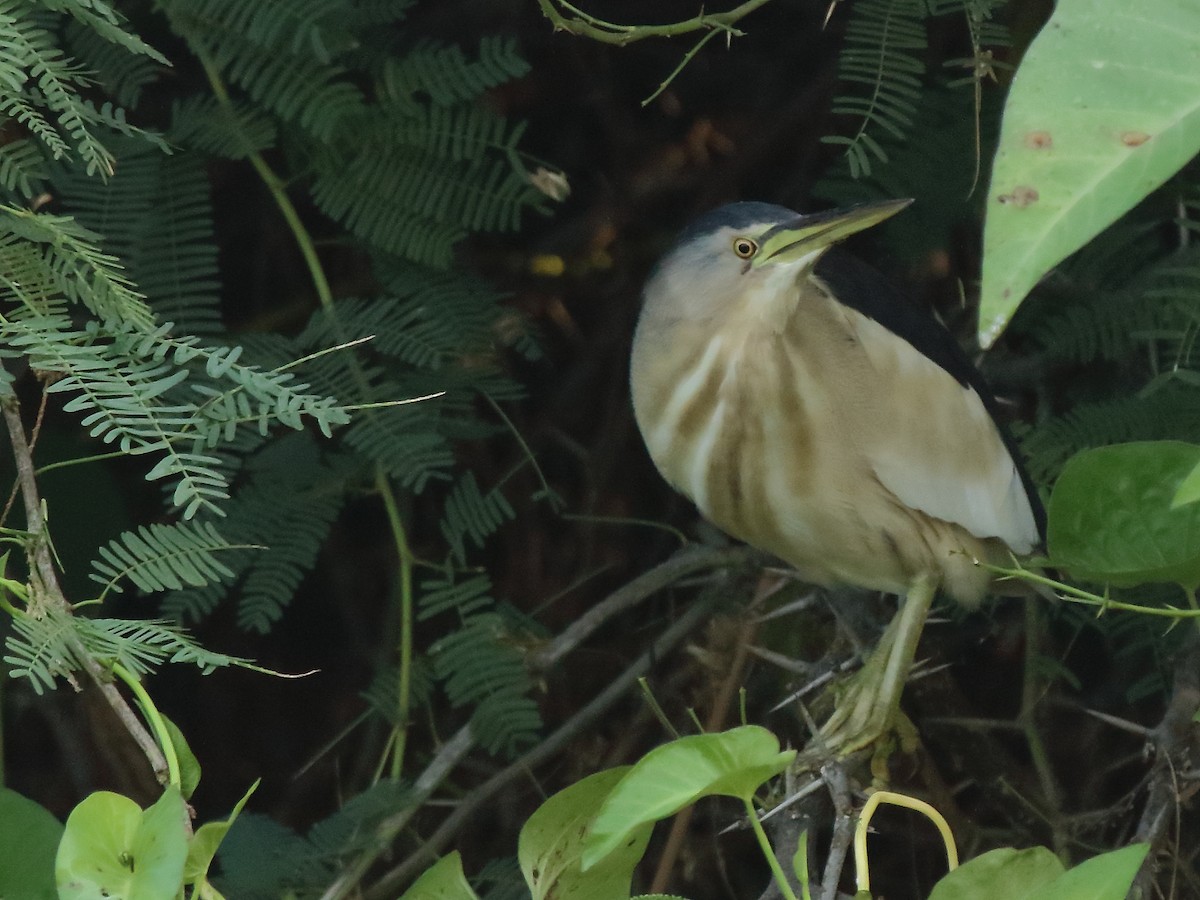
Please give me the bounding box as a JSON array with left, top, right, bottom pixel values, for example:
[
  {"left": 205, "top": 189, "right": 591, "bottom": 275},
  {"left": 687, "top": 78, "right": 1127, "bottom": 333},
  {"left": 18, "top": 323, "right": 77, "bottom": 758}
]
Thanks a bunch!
[
  {"left": 360, "top": 585, "right": 730, "bottom": 900},
  {"left": 531, "top": 544, "right": 759, "bottom": 671},
  {"left": 319, "top": 545, "right": 758, "bottom": 899},
  {"left": 819, "top": 762, "right": 856, "bottom": 900},
  {"left": 1, "top": 393, "right": 169, "bottom": 782},
  {"left": 1129, "top": 630, "right": 1200, "bottom": 899},
  {"left": 534, "top": 0, "right": 776, "bottom": 45}
]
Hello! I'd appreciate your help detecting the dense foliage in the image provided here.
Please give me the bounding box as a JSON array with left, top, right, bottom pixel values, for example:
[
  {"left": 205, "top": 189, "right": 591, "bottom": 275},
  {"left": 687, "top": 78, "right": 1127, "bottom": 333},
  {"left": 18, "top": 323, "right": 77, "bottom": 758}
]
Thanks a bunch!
[{"left": 0, "top": 1, "right": 1197, "bottom": 899}]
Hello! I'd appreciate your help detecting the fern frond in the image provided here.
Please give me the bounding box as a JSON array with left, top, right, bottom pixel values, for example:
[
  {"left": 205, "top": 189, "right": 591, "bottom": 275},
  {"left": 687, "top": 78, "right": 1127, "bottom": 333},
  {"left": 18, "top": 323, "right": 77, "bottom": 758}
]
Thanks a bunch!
[
  {"left": 162, "top": 0, "right": 365, "bottom": 142},
  {"left": 822, "top": 0, "right": 929, "bottom": 177},
  {"left": 161, "top": 434, "right": 345, "bottom": 630},
  {"left": 3, "top": 606, "right": 247, "bottom": 693},
  {"left": 1029, "top": 246, "right": 1200, "bottom": 365},
  {"left": 168, "top": 95, "right": 278, "bottom": 160},
  {"left": 311, "top": 139, "right": 534, "bottom": 261},
  {"left": 361, "top": 658, "right": 434, "bottom": 726},
  {"left": 75, "top": 616, "right": 247, "bottom": 675},
  {"left": 418, "top": 573, "right": 494, "bottom": 621},
  {"left": 42, "top": 0, "right": 169, "bottom": 65},
  {"left": 379, "top": 36, "right": 530, "bottom": 110},
  {"left": 89, "top": 520, "right": 244, "bottom": 598},
  {"left": 431, "top": 612, "right": 540, "bottom": 756},
  {"left": 4, "top": 606, "right": 79, "bottom": 694},
  {"left": 63, "top": 17, "right": 161, "bottom": 108},
  {"left": 306, "top": 780, "right": 410, "bottom": 857},
  {"left": 235, "top": 477, "right": 344, "bottom": 633},
  {"left": 2, "top": 311, "right": 234, "bottom": 517},
  {"left": 0, "top": 206, "right": 154, "bottom": 327},
  {"left": 440, "top": 471, "right": 514, "bottom": 565},
  {"left": 1020, "top": 383, "right": 1200, "bottom": 484},
  {"left": 164, "top": 0, "right": 353, "bottom": 64},
  {"left": 342, "top": 406, "right": 454, "bottom": 492},
  {"left": 0, "top": 138, "right": 49, "bottom": 200}
]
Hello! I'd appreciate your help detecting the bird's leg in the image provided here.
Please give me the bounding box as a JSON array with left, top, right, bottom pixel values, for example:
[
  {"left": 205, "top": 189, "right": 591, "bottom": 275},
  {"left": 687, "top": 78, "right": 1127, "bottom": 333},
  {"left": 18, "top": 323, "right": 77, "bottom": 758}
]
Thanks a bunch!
[{"left": 815, "top": 573, "right": 937, "bottom": 757}]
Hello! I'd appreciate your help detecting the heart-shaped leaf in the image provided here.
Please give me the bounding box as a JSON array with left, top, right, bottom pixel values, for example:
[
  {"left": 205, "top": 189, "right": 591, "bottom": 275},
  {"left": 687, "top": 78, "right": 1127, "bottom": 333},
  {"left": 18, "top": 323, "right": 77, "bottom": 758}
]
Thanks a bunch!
[
  {"left": 1048, "top": 441, "right": 1200, "bottom": 589},
  {"left": 582, "top": 726, "right": 794, "bottom": 870},
  {"left": 519, "top": 767, "right": 649, "bottom": 900}
]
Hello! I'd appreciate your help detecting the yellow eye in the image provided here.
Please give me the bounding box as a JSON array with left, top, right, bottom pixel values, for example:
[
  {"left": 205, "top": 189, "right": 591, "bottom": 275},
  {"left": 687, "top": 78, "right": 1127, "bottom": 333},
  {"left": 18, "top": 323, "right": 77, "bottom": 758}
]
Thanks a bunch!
[{"left": 732, "top": 237, "right": 758, "bottom": 259}]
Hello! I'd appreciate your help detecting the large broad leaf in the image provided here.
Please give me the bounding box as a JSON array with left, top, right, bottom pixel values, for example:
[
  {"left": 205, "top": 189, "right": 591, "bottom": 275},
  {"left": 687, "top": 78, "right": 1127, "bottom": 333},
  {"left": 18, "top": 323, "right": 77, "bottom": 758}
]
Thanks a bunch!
[
  {"left": 581, "top": 726, "right": 795, "bottom": 870},
  {"left": 978, "top": 0, "right": 1200, "bottom": 348},
  {"left": 0, "top": 788, "right": 64, "bottom": 900},
  {"left": 56, "top": 788, "right": 189, "bottom": 900},
  {"left": 519, "top": 767, "right": 650, "bottom": 900},
  {"left": 399, "top": 852, "right": 480, "bottom": 900},
  {"left": 1025, "top": 844, "right": 1148, "bottom": 900},
  {"left": 1048, "top": 441, "right": 1200, "bottom": 589},
  {"left": 928, "top": 847, "right": 1064, "bottom": 900}
]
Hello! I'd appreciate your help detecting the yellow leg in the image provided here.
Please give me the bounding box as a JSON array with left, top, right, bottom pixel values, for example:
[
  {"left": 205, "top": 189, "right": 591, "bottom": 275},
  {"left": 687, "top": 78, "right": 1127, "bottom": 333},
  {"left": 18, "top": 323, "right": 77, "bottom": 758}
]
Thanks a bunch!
[{"left": 815, "top": 573, "right": 937, "bottom": 757}]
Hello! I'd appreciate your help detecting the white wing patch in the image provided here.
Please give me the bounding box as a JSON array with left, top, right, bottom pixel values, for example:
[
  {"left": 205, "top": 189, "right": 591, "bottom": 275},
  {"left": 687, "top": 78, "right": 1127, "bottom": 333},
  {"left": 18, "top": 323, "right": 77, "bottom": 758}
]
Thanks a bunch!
[{"left": 849, "top": 310, "right": 1040, "bottom": 554}]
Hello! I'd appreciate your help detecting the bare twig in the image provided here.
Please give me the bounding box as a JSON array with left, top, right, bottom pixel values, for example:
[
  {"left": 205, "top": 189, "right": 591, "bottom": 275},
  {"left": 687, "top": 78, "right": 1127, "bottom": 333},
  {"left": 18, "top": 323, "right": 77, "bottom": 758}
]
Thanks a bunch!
[
  {"left": 534, "top": 0, "right": 775, "bottom": 45},
  {"left": 360, "top": 587, "right": 728, "bottom": 900},
  {"left": 819, "top": 763, "right": 856, "bottom": 900},
  {"left": 531, "top": 544, "right": 758, "bottom": 671},
  {"left": 1, "top": 394, "right": 169, "bottom": 782},
  {"left": 1130, "top": 631, "right": 1200, "bottom": 899}
]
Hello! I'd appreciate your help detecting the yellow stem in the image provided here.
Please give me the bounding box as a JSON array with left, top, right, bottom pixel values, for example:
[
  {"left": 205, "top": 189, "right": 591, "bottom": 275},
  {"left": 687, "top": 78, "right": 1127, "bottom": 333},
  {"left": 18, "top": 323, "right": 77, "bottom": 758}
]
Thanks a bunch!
[{"left": 854, "top": 790, "right": 958, "bottom": 895}]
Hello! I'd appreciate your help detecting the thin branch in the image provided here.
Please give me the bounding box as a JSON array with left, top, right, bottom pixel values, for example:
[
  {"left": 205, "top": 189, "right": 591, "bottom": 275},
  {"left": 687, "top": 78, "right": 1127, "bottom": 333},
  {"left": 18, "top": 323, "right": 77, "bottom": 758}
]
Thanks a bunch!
[
  {"left": 361, "top": 586, "right": 729, "bottom": 899},
  {"left": 534, "top": 0, "right": 775, "bottom": 45},
  {"left": 1130, "top": 630, "right": 1200, "bottom": 898},
  {"left": 818, "top": 763, "right": 855, "bottom": 900},
  {"left": 531, "top": 544, "right": 759, "bottom": 671},
  {"left": 1, "top": 393, "right": 169, "bottom": 782}
]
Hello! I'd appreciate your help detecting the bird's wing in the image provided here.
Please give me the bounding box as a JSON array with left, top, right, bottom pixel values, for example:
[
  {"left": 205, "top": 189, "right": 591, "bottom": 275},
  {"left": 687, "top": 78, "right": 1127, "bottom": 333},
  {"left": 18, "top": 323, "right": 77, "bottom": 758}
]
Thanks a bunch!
[{"left": 814, "top": 251, "right": 1044, "bottom": 553}]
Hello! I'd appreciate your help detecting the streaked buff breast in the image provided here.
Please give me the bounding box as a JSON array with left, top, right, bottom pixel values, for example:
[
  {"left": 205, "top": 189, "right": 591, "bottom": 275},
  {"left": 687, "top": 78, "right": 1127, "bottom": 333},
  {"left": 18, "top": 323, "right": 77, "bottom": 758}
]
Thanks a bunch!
[{"left": 631, "top": 276, "right": 1029, "bottom": 606}]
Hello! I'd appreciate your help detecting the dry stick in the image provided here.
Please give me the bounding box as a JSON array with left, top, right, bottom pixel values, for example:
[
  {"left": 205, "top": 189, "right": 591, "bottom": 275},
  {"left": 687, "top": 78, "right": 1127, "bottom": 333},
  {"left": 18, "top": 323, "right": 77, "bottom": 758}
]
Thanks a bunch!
[
  {"left": 819, "top": 763, "right": 855, "bottom": 900},
  {"left": 1, "top": 397, "right": 169, "bottom": 782},
  {"left": 319, "top": 545, "right": 755, "bottom": 900},
  {"left": 1130, "top": 630, "right": 1200, "bottom": 900},
  {"left": 649, "top": 590, "right": 763, "bottom": 893},
  {"left": 531, "top": 544, "right": 758, "bottom": 671},
  {"left": 363, "top": 588, "right": 729, "bottom": 900}
]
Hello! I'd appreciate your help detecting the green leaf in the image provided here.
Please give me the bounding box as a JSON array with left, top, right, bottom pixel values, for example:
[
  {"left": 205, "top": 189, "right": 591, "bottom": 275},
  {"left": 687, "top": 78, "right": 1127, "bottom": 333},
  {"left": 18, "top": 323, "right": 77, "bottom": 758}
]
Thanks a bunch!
[
  {"left": 519, "top": 767, "right": 650, "bottom": 900},
  {"left": 56, "top": 788, "right": 189, "bottom": 900},
  {"left": 182, "top": 780, "right": 259, "bottom": 890},
  {"left": 928, "top": 847, "right": 1065, "bottom": 900},
  {"left": 792, "top": 830, "right": 811, "bottom": 900},
  {"left": 1171, "top": 458, "right": 1200, "bottom": 508},
  {"left": 1025, "top": 844, "right": 1149, "bottom": 900},
  {"left": 1047, "top": 441, "right": 1200, "bottom": 589},
  {"left": 978, "top": 0, "right": 1200, "bottom": 347},
  {"left": 581, "top": 726, "right": 795, "bottom": 870},
  {"left": 161, "top": 714, "right": 202, "bottom": 800},
  {"left": 0, "top": 788, "right": 64, "bottom": 900},
  {"left": 399, "top": 851, "right": 480, "bottom": 900}
]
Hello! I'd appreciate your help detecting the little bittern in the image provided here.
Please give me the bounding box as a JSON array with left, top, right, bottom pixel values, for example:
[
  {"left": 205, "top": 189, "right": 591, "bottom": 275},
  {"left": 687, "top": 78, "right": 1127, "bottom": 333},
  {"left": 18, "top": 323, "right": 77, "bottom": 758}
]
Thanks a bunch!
[{"left": 630, "top": 201, "right": 1044, "bottom": 755}]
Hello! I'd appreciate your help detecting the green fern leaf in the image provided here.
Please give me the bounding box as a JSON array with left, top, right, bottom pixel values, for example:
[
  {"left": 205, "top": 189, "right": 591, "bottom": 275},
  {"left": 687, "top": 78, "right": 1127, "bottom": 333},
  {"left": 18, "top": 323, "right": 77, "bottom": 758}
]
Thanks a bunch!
[
  {"left": 440, "top": 471, "right": 514, "bottom": 565},
  {"left": 89, "top": 521, "right": 245, "bottom": 598}
]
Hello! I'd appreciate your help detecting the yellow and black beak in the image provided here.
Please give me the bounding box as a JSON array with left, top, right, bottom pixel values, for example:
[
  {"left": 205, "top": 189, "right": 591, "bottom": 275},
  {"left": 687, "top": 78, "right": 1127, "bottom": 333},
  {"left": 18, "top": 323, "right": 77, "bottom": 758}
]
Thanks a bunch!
[{"left": 751, "top": 198, "right": 912, "bottom": 268}]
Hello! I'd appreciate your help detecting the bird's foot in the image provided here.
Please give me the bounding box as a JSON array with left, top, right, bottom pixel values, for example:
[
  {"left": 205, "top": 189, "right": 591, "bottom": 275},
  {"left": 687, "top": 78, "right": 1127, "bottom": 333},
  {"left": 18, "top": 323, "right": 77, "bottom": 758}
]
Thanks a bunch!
[
  {"left": 800, "top": 575, "right": 937, "bottom": 763},
  {"left": 814, "top": 671, "right": 901, "bottom": 757}
]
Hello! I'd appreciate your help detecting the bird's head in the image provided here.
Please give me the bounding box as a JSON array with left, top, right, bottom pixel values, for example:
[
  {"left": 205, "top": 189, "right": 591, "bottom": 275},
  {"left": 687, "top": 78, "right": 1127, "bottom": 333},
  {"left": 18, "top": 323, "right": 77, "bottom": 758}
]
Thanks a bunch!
[{"left": 640, "top": 199, "right": 912, "bottom": 326}]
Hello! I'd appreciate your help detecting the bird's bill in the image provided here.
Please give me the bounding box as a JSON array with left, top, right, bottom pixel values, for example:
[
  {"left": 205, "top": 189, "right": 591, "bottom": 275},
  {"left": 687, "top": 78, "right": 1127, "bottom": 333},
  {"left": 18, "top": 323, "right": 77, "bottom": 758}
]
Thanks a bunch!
[{"left": 752, "top": 198, "right": 913, "bottom": 267}]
